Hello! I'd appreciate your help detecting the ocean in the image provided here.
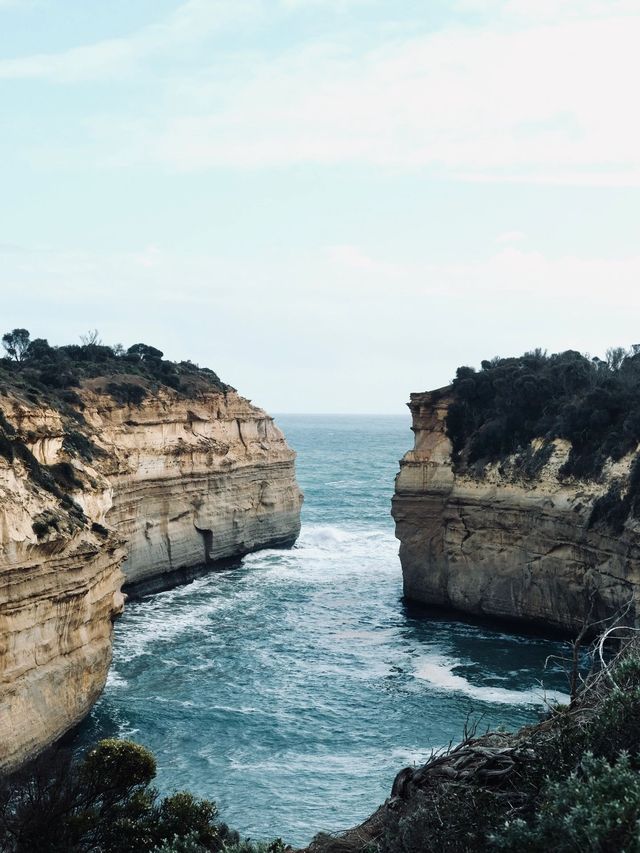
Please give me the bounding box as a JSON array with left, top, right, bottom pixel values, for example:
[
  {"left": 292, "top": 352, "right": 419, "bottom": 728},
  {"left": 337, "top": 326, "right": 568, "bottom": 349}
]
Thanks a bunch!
[{"left": 77, "top": 414, "right": 570, "bottom": 845}]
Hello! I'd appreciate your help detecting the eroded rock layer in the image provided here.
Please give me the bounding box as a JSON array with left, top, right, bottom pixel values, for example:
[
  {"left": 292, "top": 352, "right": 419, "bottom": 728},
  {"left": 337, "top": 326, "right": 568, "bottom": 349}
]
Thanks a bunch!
[
  {"left": 0, "top": 395, "right": 125, "bottom": 771},
  {"left": 392, "top": 390, "right": 640, "bottom": 633},
  {"left": 87, "top": 386, "right": 303, "bottom": 595},
  {"left": 0, "top": 383, "right": 301, "bottom": 770}
]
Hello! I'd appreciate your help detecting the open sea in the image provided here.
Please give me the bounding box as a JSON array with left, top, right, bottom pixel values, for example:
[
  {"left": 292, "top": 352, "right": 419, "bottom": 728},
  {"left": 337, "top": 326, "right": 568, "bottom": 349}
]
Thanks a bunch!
[{"left": 77, "top": 414, "right": 571, "bottom": 845}]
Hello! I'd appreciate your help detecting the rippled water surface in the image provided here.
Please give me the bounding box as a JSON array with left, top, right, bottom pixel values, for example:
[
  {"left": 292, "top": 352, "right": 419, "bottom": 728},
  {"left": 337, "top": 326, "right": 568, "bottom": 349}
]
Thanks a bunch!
[{"left": 78, "top": 415, "right": 570, "bottom": 844}]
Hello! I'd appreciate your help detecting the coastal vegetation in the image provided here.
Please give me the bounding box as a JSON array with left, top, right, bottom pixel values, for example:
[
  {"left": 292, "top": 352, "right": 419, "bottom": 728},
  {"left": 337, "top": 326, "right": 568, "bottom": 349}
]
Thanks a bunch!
[
  {"left": 446, "top": 346, "right": 640, "bottom": 476},
  {"left": 0, "top": 328, "right": 230, "bottom": 404},
  {"left": 445, "top": 345, "right": 640, "bottom": 531}
]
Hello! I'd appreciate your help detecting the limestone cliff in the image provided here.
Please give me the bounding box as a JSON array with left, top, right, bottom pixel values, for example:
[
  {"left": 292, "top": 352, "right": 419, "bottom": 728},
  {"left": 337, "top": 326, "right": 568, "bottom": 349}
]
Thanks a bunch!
[
  {"left": 84, "top": 382, "right": 302, "bottom": 595},
  {"left": 0, "top": 378, "right": 301, "bottom": 772},
  {"left": 0, "top": 394, "right": 125, "bottom": 772},
  {"left": 392, "top": 390, "right": 640, "bottom": 633}
]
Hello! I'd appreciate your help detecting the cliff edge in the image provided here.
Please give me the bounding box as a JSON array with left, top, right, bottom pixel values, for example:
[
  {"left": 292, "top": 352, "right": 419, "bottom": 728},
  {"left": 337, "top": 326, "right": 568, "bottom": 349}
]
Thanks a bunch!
[
  {"left": 393, "top": 349, "right": 640, "bottom": 633},
  {"left": 0, "top": 337, "right": 302, "bottom": 771}
]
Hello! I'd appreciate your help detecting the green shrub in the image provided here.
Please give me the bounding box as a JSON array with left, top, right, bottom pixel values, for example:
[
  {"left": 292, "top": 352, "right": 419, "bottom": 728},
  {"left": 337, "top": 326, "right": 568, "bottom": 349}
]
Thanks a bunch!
[
  {"left": 31, "top": 511, "right": 60, "bottom": 539},
  {"left": 82, "top": 738, "right": 157, "bottom": 794},
  {"left": 378, "top": 786, "right": 504, "bottom": 853},
  {"left": 106, "top": 382, "right": 148, "bottom": 406},
  {"left": 62, "top": 429, "right": 103, "bottom": 462},
  {"left": 155, "top": 792, "right": 229, "bottom": 850},
  {"left": 0, "top": 739, "right": 234, "bottom": 853},
  {"left": 0, "top": 330, "right": 230, "bottom": 404},
  {"left": 152, "top": 833, "right": 209, "bottom": 853},
  {"left": 0, "top": 433, "right": 14, "bottom": 462},
  {"left": 492, "top": 753, "right": 640, "bottom": 852},
  {"left": 446, "top": 347, "right": 640, "bottom": 529},
  {"left": 49, "top": 462, "right": 83, "bottom": 491},
  {"left": 223, "top": 840, "right": 286, "bottom": 853}
]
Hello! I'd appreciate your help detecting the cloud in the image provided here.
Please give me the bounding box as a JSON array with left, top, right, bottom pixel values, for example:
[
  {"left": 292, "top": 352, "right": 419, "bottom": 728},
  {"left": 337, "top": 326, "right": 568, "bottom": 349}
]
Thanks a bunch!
[
  {"left": 92, "top": 12, "right": 640, "bottom": 186},
  {"left": 455, "top": 0, "right": 640, "bottom": 22},
  {"left": 327, "top": 245, "right": 405, "bottom": 277},
  {"left": 0, "top": 0, "right": 260, "bottom": 82},
  {"left": 2, "top": 1, "right": 640, "bottom": 186},
  {"left": 496, "top": 231, "right": 525, "bottom": 244}
]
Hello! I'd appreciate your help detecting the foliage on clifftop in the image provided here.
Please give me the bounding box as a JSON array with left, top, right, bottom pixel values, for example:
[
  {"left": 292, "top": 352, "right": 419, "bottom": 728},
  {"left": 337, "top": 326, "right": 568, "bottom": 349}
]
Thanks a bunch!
[
  {"left": 0, "top": 328, "right": 230, "bottom": 408},
  {"left": 446, "top": 346, "right": 640, "bottom": 478},
  {"left": 444, "top": 346, "right": 640, "bottom": 531},
  {"left": 308, "top": 633, "right": 640, "bottom": 853}
]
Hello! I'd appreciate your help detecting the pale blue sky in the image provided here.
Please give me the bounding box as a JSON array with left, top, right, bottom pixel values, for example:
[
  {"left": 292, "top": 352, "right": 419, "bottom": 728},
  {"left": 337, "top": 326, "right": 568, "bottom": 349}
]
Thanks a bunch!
[{"left": 1, "top": 0, "right": 640, "bottom": 412}]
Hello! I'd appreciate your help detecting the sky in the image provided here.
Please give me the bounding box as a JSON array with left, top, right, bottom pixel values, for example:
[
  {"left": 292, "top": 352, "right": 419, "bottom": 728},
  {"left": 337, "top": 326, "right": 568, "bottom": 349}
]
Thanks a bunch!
[{"left": 1, "top": 0, "right": 640, "bottom": 413}]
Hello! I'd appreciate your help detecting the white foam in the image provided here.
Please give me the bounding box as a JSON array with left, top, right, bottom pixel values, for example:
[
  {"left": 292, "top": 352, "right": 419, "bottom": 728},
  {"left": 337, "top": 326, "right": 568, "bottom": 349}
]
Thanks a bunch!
[
  {"left": 299, "top": 524, "right": 395, "bottom": 552},
  {"left": 106, "top": 670, "right": 128, "bottom": 688},
  {"left": 116, "top": 585, "right": 258, "bottom": 662},
  {"left": 238, "top": 526, "right": 400, "bottom": 596},
  {"left": 414, "top": 656, "right": 568, "bottom": 706}
]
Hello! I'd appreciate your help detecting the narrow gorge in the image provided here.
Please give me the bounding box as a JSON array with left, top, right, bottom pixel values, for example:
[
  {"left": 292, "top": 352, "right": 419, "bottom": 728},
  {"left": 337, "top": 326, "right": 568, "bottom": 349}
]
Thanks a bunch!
[{"left": 0, "top": 360, "right": 302, "bottom": 772}]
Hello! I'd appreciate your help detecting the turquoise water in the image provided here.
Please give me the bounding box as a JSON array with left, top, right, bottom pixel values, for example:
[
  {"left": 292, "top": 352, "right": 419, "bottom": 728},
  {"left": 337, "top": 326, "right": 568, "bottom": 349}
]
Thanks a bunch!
[{"left": 78, "top": 415, "right": 570, "bottom": 845}]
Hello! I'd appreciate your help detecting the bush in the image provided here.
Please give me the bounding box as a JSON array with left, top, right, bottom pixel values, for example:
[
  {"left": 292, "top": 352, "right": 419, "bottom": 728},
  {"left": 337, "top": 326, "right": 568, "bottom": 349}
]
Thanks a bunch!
[
  {"left": 492, "top": 753, "right": 640, "bottom": 852},
  {"left": 379, "top": 787, "right": 504, "bottom": 853},
  {"left": 0, "top": 740, "right": 235, "bottom": 853},
  {"left": 31, "top": 511, "right": 60, "bottom": 539},
  {"left": 152, "top": 834, "right": 209, "bottom": 853},
  {"left": 62, "top": 430, "right": 103, "bottom": 462},
  {"left": 106, "top": 382, "right": 148, "bottom": 407},
  {"left": 0, "top": 330, "right": 230, "bottom": 404},
  {"left": 446, "top": 347, "right": 640, "bottom": 528},
  {"left": 48, "top": 462, "right": 83, "bottom": 492},
  {"left": 368, "top": 648, "right": 640, "bottom": 853}
]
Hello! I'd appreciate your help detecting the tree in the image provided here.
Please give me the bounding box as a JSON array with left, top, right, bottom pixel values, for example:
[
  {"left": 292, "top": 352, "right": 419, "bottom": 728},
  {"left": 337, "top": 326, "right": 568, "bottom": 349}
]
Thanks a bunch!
[
  {"left": 80, "top": 329, "right": 102, "bottom": 346},
  {"left": 127, "top": 343, "right": 164, "bottom": 360},
  {"left": 2, "top": 329, "right": 31, "bottom": 362},
  {"left": 606, "top": 346, "right": 627, "bottom": 371},
  {"left": 25, "top": 338, "right": 55, "bottom": 361},
  {"left": 0, "top": 739, "right": 236, "bottom": 853}
]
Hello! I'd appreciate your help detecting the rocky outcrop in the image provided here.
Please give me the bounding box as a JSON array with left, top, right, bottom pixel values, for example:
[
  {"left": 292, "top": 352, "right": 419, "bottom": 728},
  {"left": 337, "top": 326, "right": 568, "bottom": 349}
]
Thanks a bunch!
[
  {"left": 0, "top": 382, "right": 301, "bottom": 771},
  {"left": 392, "top": 390, "right": 640, "bottom": 633},
  {"left": 84, "top": 384, "right": 303, "bottom": 596}
]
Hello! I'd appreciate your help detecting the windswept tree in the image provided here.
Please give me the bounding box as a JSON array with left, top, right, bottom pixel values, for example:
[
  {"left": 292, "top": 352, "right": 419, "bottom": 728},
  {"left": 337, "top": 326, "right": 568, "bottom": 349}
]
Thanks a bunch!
[
  {"left": 127, "top": 343, "right": 164, "bottom": 360},
  {"left": 2, "top": 329, "right": 31, "bottom": 362},
  {"left": 80, "top": 329, "right": 102, "bottom": 346},
  {"left": 606, "top": 346, "right": 628, "bottom": 371}
]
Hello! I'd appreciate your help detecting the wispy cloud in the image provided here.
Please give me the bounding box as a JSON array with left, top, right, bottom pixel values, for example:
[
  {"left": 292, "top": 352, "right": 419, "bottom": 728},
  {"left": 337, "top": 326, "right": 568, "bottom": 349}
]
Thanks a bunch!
[
  {"left": 496, "top": 231, "right": 525, "bottom": 245},
  {"left": 0, "top": 0, "right": 259, "bottom": 81},
  {"left": 131, "top": 13, "right": 640, "bottom": 185},
  {"left": 2, "top": 1, "right": 640, "bottom": 186},
  {"left": 455, "top": 0, "right": 640, "bottom": 22}
]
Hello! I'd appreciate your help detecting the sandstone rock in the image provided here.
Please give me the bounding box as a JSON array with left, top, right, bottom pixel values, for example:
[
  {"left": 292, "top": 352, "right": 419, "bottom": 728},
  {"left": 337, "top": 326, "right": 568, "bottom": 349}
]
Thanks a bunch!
[
  {"left": 0, "top": 384, "right": 302, "bottom": 771},
  {"left": 392, "top": 390, "right": 640, "bottom": 633},
  {"left": 84, "top": 387, "right": 302, "bottom": 596}
]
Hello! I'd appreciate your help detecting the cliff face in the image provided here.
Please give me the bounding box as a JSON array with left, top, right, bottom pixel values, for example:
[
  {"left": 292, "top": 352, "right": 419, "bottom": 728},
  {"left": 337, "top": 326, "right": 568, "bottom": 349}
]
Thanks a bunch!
[
  {"left": 392, "top": 390, "right": 640, "bottom": 633},
  {"left": 0, "top": 395, "right": 125, "bottom": 772},
  {"left": 84, "top": 384, "right": 303, "bottom": 595},
  {"left": 0, "top": 382, "right": 302, "bottom": 771}
]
